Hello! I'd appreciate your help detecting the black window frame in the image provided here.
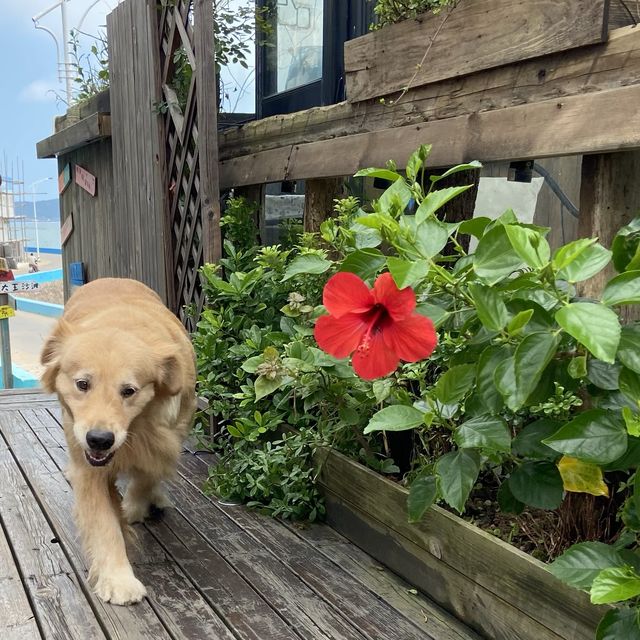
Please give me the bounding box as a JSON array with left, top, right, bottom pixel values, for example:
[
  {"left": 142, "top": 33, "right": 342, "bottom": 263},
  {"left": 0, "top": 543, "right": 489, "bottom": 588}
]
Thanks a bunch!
[{"left": 256, "top": 0, "right": 373, "bottom": 118}]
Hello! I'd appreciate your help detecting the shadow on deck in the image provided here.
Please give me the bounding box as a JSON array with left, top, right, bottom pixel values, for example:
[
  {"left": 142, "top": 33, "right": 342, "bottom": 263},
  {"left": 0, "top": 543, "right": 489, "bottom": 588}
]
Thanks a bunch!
[{"left": 0, "top": 390, "right": 478, "bottom": 640}]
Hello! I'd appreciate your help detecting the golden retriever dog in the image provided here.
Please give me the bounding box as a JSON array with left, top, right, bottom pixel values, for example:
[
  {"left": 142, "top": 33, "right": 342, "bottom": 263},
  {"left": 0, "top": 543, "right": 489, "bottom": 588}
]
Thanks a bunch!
[{"left": 40, "top": 278, "right": 196, "bottom": 605}]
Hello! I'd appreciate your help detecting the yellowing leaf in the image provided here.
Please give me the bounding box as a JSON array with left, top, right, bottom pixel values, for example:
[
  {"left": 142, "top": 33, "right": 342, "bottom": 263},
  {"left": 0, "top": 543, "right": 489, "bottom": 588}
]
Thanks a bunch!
[{"left": 558, "top": 456, "right": 609, "bottom": 497}]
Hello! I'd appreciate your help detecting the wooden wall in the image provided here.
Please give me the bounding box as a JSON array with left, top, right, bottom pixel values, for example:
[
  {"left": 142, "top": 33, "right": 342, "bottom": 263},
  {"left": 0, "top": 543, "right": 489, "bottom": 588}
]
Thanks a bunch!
[{"left": 58, "top": 139, "right": 115, "bottom": 301}]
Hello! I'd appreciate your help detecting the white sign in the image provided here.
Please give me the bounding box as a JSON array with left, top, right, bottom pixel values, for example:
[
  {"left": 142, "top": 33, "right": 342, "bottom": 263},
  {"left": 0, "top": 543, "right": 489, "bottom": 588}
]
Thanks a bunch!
[{"left": 0, "top": 281, "right": 39, "bottom": 294}]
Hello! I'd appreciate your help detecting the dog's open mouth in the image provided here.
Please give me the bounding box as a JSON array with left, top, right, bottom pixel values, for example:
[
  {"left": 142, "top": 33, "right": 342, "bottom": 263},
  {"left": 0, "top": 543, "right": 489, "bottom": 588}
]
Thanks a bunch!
[{"left": 85, "top": 450, "right": 115, "bottom": 467}]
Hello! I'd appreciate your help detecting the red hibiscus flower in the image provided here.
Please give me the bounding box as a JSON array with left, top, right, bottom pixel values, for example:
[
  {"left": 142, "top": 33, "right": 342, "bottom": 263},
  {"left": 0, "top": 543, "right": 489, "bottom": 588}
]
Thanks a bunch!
[{"left": 314, "top": 272, "right": 438, "bottom": 380}]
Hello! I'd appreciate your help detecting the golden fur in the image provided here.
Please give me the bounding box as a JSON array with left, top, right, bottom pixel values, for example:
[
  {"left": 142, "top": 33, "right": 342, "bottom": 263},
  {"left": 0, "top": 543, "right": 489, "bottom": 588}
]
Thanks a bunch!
[{"left": 41, "top": 278, "right": 196, "bottom": 605}]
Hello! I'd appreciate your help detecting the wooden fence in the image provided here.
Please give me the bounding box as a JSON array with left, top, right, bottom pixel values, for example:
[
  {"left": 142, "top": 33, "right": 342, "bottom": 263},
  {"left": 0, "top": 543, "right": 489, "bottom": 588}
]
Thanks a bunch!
[{"left": 37, "top": 0, "right": 640, "bottom": 319}]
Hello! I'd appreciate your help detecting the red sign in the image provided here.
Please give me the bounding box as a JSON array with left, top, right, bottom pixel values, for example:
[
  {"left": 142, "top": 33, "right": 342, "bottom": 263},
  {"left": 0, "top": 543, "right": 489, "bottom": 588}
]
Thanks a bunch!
[
  {"left": 75, "top": 164, "right": 96, "bottom": 196},
  {"left": 61, "top": 212, "right": 74, "bottom": 246}
]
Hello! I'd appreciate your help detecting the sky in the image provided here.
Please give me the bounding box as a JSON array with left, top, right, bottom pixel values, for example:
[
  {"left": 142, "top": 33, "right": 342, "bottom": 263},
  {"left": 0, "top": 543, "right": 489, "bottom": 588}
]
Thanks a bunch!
[
  {"left": 0, "top": 0, "right": 255, "bottom": 204},
  {"left": 0, "top": 0, "right": 124, "bottom": 201}
]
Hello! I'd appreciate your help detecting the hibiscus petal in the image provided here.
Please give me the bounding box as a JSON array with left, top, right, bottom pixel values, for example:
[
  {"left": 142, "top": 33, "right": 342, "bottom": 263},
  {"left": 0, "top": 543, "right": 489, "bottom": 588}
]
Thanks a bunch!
[
  {"left": 323, "top": 272, "right": 374, "bottom": 319},
  {"left": 373, "top": 272, "right": 416, "bottom": 321},
  {"left": 314, "top": 313, "right": 368, "bottom": 358},
  {"left": 383, "top": 314, "right": 438, "bottom": 362},
  {"left": 352, "top": 331, "right": 400, "bottom": 380}
]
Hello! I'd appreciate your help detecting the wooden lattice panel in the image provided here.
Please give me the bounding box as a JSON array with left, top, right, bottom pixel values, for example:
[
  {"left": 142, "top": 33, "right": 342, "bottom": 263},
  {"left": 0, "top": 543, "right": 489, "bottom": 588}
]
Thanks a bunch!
[{"left": 158, "top": 0, "right": 220, "bottom": 330}]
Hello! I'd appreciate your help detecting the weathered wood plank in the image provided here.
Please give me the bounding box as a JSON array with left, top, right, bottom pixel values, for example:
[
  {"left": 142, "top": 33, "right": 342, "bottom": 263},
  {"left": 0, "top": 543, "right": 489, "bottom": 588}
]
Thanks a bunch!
[
  {"left": 220, "top": 83, "right": 640, "bottom": 188},
  {"left": 0, "top": 410, "right": 172, "bottom": 640},
  {"left": 317, "top": 449, "right": 602, "bottom": 640},
  {"left": 163, "top": 466, "right": 370, "bottom": 640},
  {"left": 0, "top": 474, "right": 42, "bottom": 640},
  {"left": 220, "top": 25, "right": 640, "bottom": 164},
  {"left": 0, "top": 445, "right": 107, "bottom": 640},
  {"left": 36, "top": 114, "right": 111, "bottom": 159},
  {"left": 179, "top": 452, "right": 474, "bottom": 640},
  {"left": 344, "top": 0, "right": 609, "bottom": 103}
]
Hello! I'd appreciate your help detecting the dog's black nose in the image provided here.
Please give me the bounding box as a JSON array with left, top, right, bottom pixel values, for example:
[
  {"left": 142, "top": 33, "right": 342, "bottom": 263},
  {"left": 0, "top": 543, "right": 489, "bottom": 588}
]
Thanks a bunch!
[{"left": 86, "top": 430, "right": 115, "bottom": 451}]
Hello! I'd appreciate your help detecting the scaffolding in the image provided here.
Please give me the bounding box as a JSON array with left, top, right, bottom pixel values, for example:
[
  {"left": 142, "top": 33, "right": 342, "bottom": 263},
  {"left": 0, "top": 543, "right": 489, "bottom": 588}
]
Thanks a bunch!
[{"left": 0, "top": 155, "right": 29, "bottom": 267}]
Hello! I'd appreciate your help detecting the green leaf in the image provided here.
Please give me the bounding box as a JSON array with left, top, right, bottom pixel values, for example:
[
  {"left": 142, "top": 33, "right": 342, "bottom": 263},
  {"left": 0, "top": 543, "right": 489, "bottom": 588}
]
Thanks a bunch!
[
  {"left": 512, "top": 419, "right": 561, "bottom": 460},
  {"left": 552, "top": 238, "right": 598, "bottom": 271},
  {"left": 429, "top": 161, "right": 482, "bottom": 184},
  {"left": 596, "top": 608, "right": 640, "bottom": 640},
  {"left": 497, "top": 480, "right": 525, "bottom": 515},
  {"left": 621, "top": 367, "right": 640, "bottom": 406},
  {"left": 591, "top": 567, "right": 640, "bottom": 604},
  {"left": 378, "top": 177, "right": 412, "bottom": 212},
  {"left": 507, "top": 309, "right": 534, "bottom": 335},
  {"left": 354, "top": 168, "right": 403, "bottom": 182},
  {"left": 405, "top": 144, "right": 432, "bottom": 181},
  {"left": 505, "top": 225, "right": 550, "bottom": 269},
  {"left": 612, "top": 217, "right": 640, "bottom": 273},
  {"left": 339, "top": 248, "right": 386, "bottom": 281},
  {"left": 568, "top": 355, "right": 588, "bottom": 379},
  {"left": 474, "top": 225, "right": 525, "bottom": 285},
  {"left": 603, "top": 271, "right": 640, "bottom": 306},
  {"left": 587, "top": 360, "right": 621, "bottom": 390},
  {"left": 494, "top": 356, "right": 516, "bottom": 403},
  {"left": 282, "top": 254, "right": 332, "bottom": 281},
  {"left": 434, "top": 364, "right": 476, "bottom": 404},
  {"left": 364, "top": 405, "right": 425, "bottom": 434},
  {"left": 468, "top": 283, "right": 509, "bottom": 331},
  {"left": 413, "top": 216, "right": 449, "bottom": 258},
  {"left": 555, "top": 241, "right": 611, "bottom": 283},
  {"left": 436, "top": 449, "right": 480, "bottom": 513},
  {"left": 624, "top": 407, "right": 640, "bottom": 438},
  {"left": 508, "top": 461, "right": 564, "bottom": 510},
  {"left": 510, "top": 332, "right": 560, "bottom": 411},
  {"left": 454, "top": 415, "right": 511, "bottom": 453},
  {"left": 254, "top": 375, "right": 284, "bottom": 400},
  {"left": 407, "top": 473, "right": 438, "bottom": 523},
  {"left": 619, "top": 325, "right": 640, "bottom": 374},
  {"left": 475, "top": 346, "right": 510, "bottom": 415},
  {"left": 555, "top": 303, "right": 621, "bottom": 363},
  {"left": 548, "top": 542, "right": 624, "bottom": 590},
  {"left": 458, "top": 216, "right": 491, "bottom": 239},
  {"left": 241, "top": 355, "right": 263, "bottom": 374},
  {"left": 415, "top": 186, "right": 473, "bottom": 224},
  {"left": 543, "top": 410, "right": 628, "bottom": 464},
  {"left": 416, "top": 302, "right": 448, "bottom": 328},
  {"left": 372, "top": 379, "right": 393, "bottom": 403},
  {"left": 387, "top": 257, "right": 430, "bottom": 289}
]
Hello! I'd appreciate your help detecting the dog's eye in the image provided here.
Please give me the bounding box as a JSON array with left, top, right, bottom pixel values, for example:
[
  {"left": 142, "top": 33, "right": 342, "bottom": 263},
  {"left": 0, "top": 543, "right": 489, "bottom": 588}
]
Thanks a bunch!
[
  {"left": 76, "top": 380, "right": 90, "bottom": 392},
  {"left": 121, "top": 387, "right": 137, "bottom": 399}
]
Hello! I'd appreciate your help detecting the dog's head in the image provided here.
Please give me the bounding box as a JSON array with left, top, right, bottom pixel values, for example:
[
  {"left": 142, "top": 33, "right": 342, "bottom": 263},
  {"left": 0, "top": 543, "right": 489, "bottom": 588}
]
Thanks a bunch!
[{"left": 41, "top": 321, "right": 181, "bottom": 468}]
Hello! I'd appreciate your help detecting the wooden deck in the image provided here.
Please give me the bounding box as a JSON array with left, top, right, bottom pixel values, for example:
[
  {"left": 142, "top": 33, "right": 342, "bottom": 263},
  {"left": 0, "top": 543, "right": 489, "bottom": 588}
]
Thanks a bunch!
[{"left": 0, "top": 390, "right": 478, "bottom": 640}]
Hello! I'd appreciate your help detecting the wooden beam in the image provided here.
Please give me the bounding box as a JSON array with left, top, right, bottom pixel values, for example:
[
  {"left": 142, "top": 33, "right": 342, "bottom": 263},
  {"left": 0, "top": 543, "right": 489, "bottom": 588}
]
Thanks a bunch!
[
  {"left": 579, "top": 151, "right": 640, "bottom": 322},
  {"left": 344, "top": 0, "right": 609, "bottom": 103},
  {"left": 220, "top": 25, "right": 640, "bottom": 163},
  {"left": 36, "top": 113, "right": 111, "bottom": 159},
  {"left": 220, "top": 83, "right": 640, "bottom": 188},
  {"left": 194, "top": 0, "right": 221, "bottom": 265},
  {"left": 303, "top": 178, "right": 345, "bottom": 233}
]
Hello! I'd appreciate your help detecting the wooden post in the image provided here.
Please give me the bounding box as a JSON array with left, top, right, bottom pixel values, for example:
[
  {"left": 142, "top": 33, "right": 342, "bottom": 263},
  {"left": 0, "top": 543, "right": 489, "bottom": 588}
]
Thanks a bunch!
[
  {"left": 0, "top": 293, "right": 12, "bottom": 389},
  {"left": 579, "top": 151, "right": 640, "bottom": 320},
  {"left": 303, "top": 178, "right": 346, "bottom": 233}
]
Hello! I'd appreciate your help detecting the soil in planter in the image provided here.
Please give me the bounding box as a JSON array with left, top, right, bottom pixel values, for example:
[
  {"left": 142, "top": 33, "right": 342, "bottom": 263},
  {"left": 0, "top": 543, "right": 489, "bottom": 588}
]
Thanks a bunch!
[{"left": 457, "top": 472, "right": 626, "bottom": 563}]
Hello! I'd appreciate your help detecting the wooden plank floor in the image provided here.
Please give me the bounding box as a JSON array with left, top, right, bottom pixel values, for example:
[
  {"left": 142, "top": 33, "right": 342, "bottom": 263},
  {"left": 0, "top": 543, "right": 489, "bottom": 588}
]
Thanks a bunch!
[{"left": 0, "top": 390, "right": 479, "bottom": 640}]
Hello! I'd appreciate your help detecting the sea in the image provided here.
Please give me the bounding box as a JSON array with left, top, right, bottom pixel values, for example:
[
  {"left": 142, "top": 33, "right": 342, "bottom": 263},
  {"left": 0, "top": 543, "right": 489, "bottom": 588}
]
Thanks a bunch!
[{"left": 23, "top": 221, "right": 61, "bottom": 250}]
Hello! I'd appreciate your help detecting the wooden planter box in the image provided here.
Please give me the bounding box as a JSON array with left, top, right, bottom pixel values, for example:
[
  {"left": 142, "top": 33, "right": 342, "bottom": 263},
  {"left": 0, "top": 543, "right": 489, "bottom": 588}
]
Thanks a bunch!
[
  {"left": 316, "top": 449, "right": 605, "bottom": 640},
  {"left": 344, "top": 0, "right": 609, "bottom": 104}
]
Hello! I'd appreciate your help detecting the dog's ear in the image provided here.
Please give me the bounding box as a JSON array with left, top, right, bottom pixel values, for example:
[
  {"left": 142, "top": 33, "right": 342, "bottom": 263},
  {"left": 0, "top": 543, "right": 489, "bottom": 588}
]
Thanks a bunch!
[
  {"left": 156, "top": 352, "right": 182, "bottom": 396},
  {"left": 40, "top": 319, "right": 70, "bottom": 392}
]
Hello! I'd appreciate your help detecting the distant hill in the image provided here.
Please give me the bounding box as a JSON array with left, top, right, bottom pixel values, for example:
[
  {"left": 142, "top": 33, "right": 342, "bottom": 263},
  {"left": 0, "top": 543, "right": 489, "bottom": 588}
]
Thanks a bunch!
[{"left": 14, "top": 199, "right": 60, "bottom": 222}]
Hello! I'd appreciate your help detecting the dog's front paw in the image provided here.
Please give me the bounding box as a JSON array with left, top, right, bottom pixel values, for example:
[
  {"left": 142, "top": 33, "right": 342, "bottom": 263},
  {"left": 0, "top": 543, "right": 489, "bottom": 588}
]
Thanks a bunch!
[
  {"left": 94, "top": 569, "right": 147, "bottom": 605},
  {"left": 122, "top": 497, "right": 150, "bottom": 524}
]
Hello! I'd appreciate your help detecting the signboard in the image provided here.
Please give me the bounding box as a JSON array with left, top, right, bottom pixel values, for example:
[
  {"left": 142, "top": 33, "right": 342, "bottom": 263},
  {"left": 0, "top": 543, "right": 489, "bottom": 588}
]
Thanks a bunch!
[
  {"left": 58, "top": 163, "right": 72, "bottom": 195},
  {"left": 74, "top": 164, "right": 96, "bottom": 197},
  {"left": 61, "top": 212, "right": 74, "bottom": 246},
  {"left": 0, "top": 281, "right": 39, "bottom": 294},
  {"left": 0, "top": 306, "right": 15, "bottom": 319}
]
